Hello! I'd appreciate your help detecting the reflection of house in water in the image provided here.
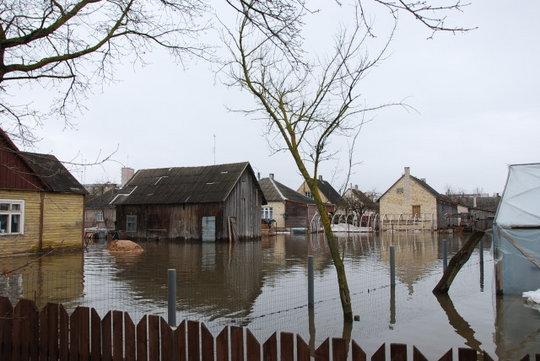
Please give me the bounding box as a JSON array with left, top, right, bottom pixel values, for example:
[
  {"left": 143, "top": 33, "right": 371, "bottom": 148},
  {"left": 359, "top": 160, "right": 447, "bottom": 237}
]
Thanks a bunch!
[
  {"left": 109, "top": 242, "right": 266, "bottom": 319},
  {"left": 494, "top": 296, "right": 540, "bottom": 359},
  {"left": 0, "top": 252, "right": 84, "bottom": 307}
]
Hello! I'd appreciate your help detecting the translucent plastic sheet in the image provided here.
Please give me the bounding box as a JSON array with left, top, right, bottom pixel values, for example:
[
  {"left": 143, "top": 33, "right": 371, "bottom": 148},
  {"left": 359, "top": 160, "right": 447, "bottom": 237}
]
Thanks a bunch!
[{"left": 496, "top": 163, "right": 540, "bottom": 227}]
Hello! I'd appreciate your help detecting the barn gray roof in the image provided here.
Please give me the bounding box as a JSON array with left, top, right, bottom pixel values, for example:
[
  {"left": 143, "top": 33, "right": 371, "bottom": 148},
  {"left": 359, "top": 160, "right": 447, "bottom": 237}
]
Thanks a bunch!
[
  {"left": 112, "top": 162, "right": 263, "bottom": 205},
  {"left": 20, "top": 152, "right": 86, "bottom": 194},
  {"left": 316, "top": 179, "right": 343, "bottom": 206},
  {"left": 259, "top": 177, "right": 315, "bottom": 204}
]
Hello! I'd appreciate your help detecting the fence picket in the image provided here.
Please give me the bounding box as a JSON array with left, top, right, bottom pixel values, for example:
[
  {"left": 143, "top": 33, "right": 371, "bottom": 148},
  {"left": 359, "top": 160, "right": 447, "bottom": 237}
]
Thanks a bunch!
[
  {"left": 520, "top": 356, "right": 530, "bottom": 361},
  {"left": 70, "top": 307, "right": 90, "bottom": 361},
  {"left": 13, "top": 299, "right": 39, "bottom": 361},
  {"left": 148, "top": 315, "right": 160, "bottom": 361},
  {"left": 391, "top": 343, "right": 407, "bottom": 361},
  {"left": 174, "top": 321, "right": 187, "bottom": 361},
  {"left": 246, "top": 329, "right": 261, "bottom": 361},
  {"left": 102, "top": 312, "right": 112, "bottom": 361},
  {"left": 438, "top": 350, "right": 452, "bottom": 361},
  {"left": 124, "top": 313, "right": 135, "bottom": 361},
  {"left": 187, "top": 320, "right": 200, "bottom": 361},
  {"left": 136, "top": 316, "right": 148, "bottom": 361},
  {"left": 39, "top": 304, "right": 48, "bottom": 361},
  {"left": 413, "top": 346, "right": 428, "bottom": 361},
  {"left": 216, "top": 327, "right": 228, "bottom": 361},
  {"left": 90, "top": 309, "right": 101, "bottom": 361},
  {"left": 458, "top": 348, "right": 477, "bottom": 361},
  {"left": 43, "top": 303, "right": 59, "bottom": 361},
  {"left": 0, "top": 297, "right": 13, "bottom": 361},
  {"left": 332, "top": 338, "right": 347, "bottom": 361},
  {"left": 279, "top": 332, "right": 293, "bottom": 361},
  {"left": 200, "top": 323, "right": 214, "bottom": 361},
  {"left": 351, "top": 341, "right": 366, "bottom": 361},
  {"left": 59, "top": 305, "right": 69, "bottom": 361},
  {"left": 315, "top": 338, "right": 329, "bottom": 361},
  {"left": 371, "top": 344, "right": 385, "bottom": 361},
  {"left": 161, "top": 317, "right": 173, "bottom": 361},
  {"left": 296, "top": 335, "right": 310, "bottom": 361},
  {"left": 231, "top": 326, "right": 243, "bottom": 361},
  {"left": 263, "top": 333, "right": 277, "bottom": 361},
  {"left": 112, "top": 311, "right": 123, "bottom": 361},
  {"left": 482, "top": 351, "right": 494, "bottom": 361}
]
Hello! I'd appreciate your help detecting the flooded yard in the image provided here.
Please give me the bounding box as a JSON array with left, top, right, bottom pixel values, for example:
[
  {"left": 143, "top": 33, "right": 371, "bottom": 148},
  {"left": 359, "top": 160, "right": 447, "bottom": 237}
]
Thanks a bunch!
[{"left": 1, "top": 232, "right": 538, "bottom": 359}]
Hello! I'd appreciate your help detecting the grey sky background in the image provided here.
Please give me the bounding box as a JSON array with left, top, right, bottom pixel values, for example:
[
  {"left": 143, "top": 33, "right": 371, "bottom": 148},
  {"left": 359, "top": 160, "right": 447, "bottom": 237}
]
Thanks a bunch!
[{"left": 16, "top": 0, "right": 540, "bottom": 195}]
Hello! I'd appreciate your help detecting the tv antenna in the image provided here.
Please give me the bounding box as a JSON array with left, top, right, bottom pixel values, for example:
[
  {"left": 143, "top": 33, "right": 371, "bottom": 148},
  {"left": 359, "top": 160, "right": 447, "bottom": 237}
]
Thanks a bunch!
[{"left": 213, "top": 134, "right": 216, "bottom": 165}]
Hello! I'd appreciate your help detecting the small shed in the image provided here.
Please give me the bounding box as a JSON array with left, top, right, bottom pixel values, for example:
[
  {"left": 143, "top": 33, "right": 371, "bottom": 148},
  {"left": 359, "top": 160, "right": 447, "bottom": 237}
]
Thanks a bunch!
[
  {"left": 493, "top": 163, "right": 540, "bottom": 295},
  {"left": 259, "top": 175, "right": 317, "bottom": 231},
  {"left": 112, "top": 162, "right": 265, "bottom": 242}
]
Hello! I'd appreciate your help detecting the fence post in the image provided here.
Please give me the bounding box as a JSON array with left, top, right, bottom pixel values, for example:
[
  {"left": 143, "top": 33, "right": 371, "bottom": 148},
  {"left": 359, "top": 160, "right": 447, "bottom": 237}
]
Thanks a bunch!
[
  {"left": 308, "top": 255, "right": 314, "bottom": 308},
  {"left": 479, "top": 238, "right": 484, "bottom": 290},
  {"left": 442, "top": 239, "right": 448, "bottom": 272},
  {"left": 389, "top": 246, "right": 396, "bottom": 288},
  {"left": 167, "top": 269, "right": 177, "bottom": 327}
]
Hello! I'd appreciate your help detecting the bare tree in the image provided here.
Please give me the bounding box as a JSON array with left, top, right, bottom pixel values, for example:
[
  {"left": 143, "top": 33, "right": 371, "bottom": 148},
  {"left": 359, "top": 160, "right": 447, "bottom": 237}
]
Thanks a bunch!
[
  {"left": 0, "top": 0, "right": 208, "bottom": 143},
  {"left": 222, "top": 0, "right": 472, "bottom": 321}
]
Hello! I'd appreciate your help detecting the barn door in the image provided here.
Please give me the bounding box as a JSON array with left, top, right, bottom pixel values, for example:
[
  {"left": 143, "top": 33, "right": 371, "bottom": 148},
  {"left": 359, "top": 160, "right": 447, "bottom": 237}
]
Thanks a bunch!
[{"left": 201, "top": 216, "right": 216, "bottom": 242}]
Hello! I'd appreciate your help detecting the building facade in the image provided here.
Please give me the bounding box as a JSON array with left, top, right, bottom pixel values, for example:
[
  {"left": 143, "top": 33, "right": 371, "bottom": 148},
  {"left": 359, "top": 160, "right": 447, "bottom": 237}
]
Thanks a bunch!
[
  {"left": 379, "top": 167, "right": 457, "bottom": 231},
  {"left": 0, "top": 128, "right": 86, "bottom": 256},
  {"left": 113, "top": 162, "right": 265, "bottom": 242}
]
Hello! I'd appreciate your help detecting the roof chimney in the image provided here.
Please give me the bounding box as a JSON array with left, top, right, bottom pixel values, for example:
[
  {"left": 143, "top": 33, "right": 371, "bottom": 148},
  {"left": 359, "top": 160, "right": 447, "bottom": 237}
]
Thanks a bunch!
[
  {"left": 257, "top": 172, "right": 261, "bottom": 180},
  {"left": 404, "top": 166, "right": 410, "bottom": 177},
  {"left": 319, "top": 175, "right": 323, "bottom": 181},
  {"left": 121, "top": 167, "right": 134, "bottom": 187},
  {"left": 355, "top": 184, "right": 359, "bottom": 190},
  {"left": 269, "top": 173, "right": 274, "bottom": 180}
]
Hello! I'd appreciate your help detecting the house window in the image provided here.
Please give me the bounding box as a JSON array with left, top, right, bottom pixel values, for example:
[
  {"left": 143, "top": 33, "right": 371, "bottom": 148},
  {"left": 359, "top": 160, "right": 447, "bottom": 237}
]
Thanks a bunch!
[
  {"left": 126, "top": 215, "right": 137, "bottom": 232},
  {"left": 261, "top": 207, "right": 273, "bottom": 220},
  {"left": 412, "top": 205, "right": 421, "bottom": 217},
  {"left": 0, "top": 200, "right": 24, "bottom": 235},
  {"left": 396, "top": 188, "right": 404, "bottom": 194},
  {"left": 95, "top": 210, "right": 104, "bottom": 222},
  {"left": 305, "top": 192, "right": 313, "bottom": 199}
]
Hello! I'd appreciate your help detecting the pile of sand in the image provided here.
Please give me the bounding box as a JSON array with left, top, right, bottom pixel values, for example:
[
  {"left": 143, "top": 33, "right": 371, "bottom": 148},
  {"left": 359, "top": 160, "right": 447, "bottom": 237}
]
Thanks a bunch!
[{"left": 107, "top": 240, "right": 144, "bottom": 254}]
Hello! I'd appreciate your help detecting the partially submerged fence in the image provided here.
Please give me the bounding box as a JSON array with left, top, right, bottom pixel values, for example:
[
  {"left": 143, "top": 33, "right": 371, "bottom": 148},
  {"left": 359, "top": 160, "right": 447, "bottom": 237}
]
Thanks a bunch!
[{"left": 1, "top": 297, "right": 539, "bottom": 361}]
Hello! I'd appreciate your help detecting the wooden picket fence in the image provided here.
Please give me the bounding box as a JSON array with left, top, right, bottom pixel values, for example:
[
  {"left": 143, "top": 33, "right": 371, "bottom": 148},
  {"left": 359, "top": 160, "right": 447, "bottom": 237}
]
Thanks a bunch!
[{"left": 0, "top": 297, "right": 538, "bottom": 361}]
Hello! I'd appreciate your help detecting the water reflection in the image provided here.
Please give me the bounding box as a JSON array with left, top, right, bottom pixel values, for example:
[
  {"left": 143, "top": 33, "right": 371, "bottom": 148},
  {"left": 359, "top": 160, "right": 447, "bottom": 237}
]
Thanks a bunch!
[{"left": 0, "top": 232, "right": 538, "bottom": 357}]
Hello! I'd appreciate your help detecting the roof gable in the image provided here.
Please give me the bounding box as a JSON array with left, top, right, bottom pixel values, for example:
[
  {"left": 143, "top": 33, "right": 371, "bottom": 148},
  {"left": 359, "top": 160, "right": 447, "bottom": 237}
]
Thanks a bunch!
[
  {"left": 113, "top": 162, "right": 263, "bottom": 205},
  {"left": 260, "top": 177, "right": 315, "bottom": 204},
  {"left": 379, "top": 173, "right": 451, "bottom": 204}
]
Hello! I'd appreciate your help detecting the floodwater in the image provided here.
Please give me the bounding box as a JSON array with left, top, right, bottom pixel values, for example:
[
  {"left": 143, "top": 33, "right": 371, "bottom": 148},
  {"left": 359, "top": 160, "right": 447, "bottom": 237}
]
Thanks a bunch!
[{"left": 1, "top": 232, "right": 539, "bottom": 359}]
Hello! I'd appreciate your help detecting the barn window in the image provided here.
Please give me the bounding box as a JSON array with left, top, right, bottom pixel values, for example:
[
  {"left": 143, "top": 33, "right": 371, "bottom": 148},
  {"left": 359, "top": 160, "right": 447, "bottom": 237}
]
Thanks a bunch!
[
  {"left": 95, "top": 211, "right": 104, "bottom": 222},
  {"left": 0, "top": 200, "right": 24, "bottom": 235},
  {"left": 304, "top": 191, "right": 313, "bottom": 199},
  {"left": 261, "top": 207, "right": 273, "bottom": 220},
  {"left": 412, "top": 205, "right": 421, "bottom": 217},
  {"left": 126, "top": 215, "right": 137, "bottom": 232},
  {"left": 396, "top": 188, "right": 404, "bottom": 194}
]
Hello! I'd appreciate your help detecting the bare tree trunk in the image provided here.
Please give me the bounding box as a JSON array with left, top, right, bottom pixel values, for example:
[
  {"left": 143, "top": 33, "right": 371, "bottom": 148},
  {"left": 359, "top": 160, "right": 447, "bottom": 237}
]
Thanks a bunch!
[{"left": 433, "top": 231, "right": 485, "bottom": 294}]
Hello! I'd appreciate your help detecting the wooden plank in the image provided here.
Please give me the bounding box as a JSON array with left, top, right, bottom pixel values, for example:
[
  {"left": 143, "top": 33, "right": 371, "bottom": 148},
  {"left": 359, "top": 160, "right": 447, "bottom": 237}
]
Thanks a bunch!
[
  {"left": 536, "top": 354, "right": 540, "bottom": 361},
  {"left": 332, "top": 338, "right": 347, "bottom": 361},
  {"left": 296, "top": 335, "right": 310, "bottom": 361},
  {"left": 231, "top": 326, "right": 243, "bottom": 361},
  {"left": 458, "top": 348, "right": 477, "bottom": 361},
  {"left": 262, "top": 333, "right": 277, "bottom": 361},
  {"left": 413, "top": 346, "right": 428, "bottom": 361},
  {"left": 438, "top": 350, "right": 453, "bottom": 361},
  {"left": 71, "top": 307, "right": 90, "bottom": 361},
  {"left": 315, "top": 338, "right": 329, "bottom": 361},
  {"left": 136, "top": 316, "right": 148, "bottom": 361},
  {"left": 148, "top": 315, "right": 160, "bottom": 361},
  {"left": 200, "top": 323, "right": 214, "bottom": 361},
  {"left": 59, "top": 305, "right": 69, "bottom": 361},
  {"left": 43, "top": 303, "right": 60, "bottom": 361},
  {"left": 246, "top": 329, "right": 261, "bottom": 361},
  {"left": 390, "top": 343, "right": 407, "bottom": 361},
  {"left": 216, "top": 327, "right": 228, "bottom": 361},
  {"left": 69, "top": 308, "right": 79, "bottom": 361},
  {"left": 0, "top": 297, "right": 13, "bottom": 361},
  {"left": 102, "top": 312, "right": 112, "bottom": 361},
  {"left": 351, "top": 341, "right": 366, "bottom": 361},
  {"left": 13, "top": 299, "right": 39, "bottom": 361},
  {"left": 371, "top": 344, "right": 385, "bottom": 361},
  {"left": 187, "top": 321, "right": 200, "bottom": 361},
  {"left": 520, "top": 356, "right": 529, "bottom": 361},
  {"left": 112, "top": 311, "right": 123, "bottom": 361},
  {"left": 482, "top": 351, "right": 494, "bottom": 361},
  {"left": 124, "top": 313, "right": 135, "bottom": 361},
  {"left": 161, "top": 318, "right": 173, "bottom": 361},
  {"left": 279, "top": 332, "right": 293, "bottom": 361},
  {"left": 173, "top": 321, "right": 186, "bottom": 361},
  {"left": 90, "top": 309, "right": 101, "bottom": 361}
]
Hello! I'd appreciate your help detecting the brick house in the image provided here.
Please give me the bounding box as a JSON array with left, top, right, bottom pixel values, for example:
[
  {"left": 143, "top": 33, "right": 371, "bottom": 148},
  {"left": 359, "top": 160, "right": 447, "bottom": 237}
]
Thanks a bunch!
[{"left": 379, "top": 167, "right": 457, "bottom": 231}]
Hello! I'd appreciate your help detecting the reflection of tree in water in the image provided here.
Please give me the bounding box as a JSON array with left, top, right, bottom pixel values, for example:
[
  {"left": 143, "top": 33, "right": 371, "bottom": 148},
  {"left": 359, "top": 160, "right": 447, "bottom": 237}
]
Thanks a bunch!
[{"left": 436, "top": 295, "right": 482, "bottom": 352}]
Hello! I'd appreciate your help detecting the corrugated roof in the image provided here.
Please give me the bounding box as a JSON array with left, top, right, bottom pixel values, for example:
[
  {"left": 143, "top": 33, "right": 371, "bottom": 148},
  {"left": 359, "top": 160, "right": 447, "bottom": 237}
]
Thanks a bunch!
[
  {"left": 112, "top": 162, "right": 262, "bottom": 205},
  {"left": 86, "top": 188, "right": 120, "bottom": 209},
  {"left": 259, "top": 177, "right": 315, "bottom": 204},
  {"left": 19, "top": 152, "right": 86, "bottom": 194}
]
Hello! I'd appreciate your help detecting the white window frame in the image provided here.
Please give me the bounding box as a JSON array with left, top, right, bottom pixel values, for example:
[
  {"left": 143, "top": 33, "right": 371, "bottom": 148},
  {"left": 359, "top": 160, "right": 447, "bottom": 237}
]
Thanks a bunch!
[
  {"left": 261, "top": 206, "right": 273, "bottom": 220},
  {"left": 126, "top": 215, "right": 137, "bottom": 232},
  {"left": 0, "top": 199, "right": 25, "bottom": 236},
  {"left": 95, "top": 210, "right": 104, "bottom": 222}
]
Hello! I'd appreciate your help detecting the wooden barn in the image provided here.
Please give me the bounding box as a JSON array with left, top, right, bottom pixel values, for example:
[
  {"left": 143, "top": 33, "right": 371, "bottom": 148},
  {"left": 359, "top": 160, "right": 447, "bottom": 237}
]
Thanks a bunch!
[
  {"left": 259, "top": 174, "right": 317, "bottom": 231},
  {"left": 0, "top": 128, "right": 86, "bottom": 256},
  {"left": 112, "top": 162, "right": 265, "bottom": 242}
]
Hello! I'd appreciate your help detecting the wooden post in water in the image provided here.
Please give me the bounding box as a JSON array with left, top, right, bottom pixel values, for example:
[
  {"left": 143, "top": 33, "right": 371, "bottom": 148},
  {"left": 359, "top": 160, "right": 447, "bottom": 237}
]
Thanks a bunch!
[
  {"left": 167, "top": 269, "right": 177, "bottom": 327},
  {"left": 389, "top": 246, "right": 396, "bottom": 288},
  {"left": 307, "top": 256, "right": 314, "bottom": 308},
  {"left": 442, "top": 239, "right": 448, "bottom": 272}
]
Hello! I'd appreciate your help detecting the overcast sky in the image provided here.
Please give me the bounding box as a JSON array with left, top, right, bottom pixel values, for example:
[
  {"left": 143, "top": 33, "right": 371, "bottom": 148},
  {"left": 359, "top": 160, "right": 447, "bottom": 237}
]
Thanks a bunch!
[{"left": 13, "top": 0, "right": 540, "bottom": 195}]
